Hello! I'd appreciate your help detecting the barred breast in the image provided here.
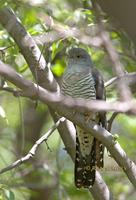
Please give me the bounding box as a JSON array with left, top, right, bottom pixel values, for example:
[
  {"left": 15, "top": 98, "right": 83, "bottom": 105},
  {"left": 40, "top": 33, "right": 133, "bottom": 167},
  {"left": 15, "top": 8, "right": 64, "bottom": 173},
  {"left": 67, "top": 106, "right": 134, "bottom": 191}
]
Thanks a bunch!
[
  {"left": 61, "top": 72, "right": 96, "bottom": 100},
  {"left": 61, "top": 72, "right": 96, "bottom": 156}
]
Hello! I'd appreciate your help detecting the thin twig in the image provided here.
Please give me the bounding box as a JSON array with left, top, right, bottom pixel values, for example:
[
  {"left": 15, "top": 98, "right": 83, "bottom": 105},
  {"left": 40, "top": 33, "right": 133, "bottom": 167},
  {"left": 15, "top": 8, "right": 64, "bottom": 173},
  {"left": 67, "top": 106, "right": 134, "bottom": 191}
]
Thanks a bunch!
[
  {"left": 104, "top": 77, "right": 117, "bottom": 88},
  {"left": 33, "top": 14, "right": 103, "bottom": 48},
  {"left": 0, "top": 117, "right": 65, "bottom": 174},
  {"left": 0, "top": 86, "right": 18, "bottom": 95},
  {"left": 107, "top": 112, "right": 119, "bottom": 132},
  {"left": 0, "top": 45, "right": 15, "bottom": 51},
  {"left": 104, "top": 72, "right": 136, "bottom": 94}
]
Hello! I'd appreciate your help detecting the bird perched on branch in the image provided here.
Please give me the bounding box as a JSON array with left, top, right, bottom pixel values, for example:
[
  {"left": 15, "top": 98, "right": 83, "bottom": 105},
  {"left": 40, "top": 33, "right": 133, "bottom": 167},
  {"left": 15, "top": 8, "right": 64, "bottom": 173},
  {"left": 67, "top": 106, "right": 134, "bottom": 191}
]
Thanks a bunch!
[{"left": 61, "top": 47, "right": 106, "bottom": 189}]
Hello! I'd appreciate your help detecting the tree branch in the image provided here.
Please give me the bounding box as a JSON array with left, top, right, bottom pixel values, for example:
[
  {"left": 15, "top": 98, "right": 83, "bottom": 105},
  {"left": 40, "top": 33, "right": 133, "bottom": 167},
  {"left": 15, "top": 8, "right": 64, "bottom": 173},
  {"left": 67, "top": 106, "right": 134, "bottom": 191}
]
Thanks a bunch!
[
  {"left": 0, "top": 7, "right": 57, "bottom": 92},
  {"left": 89, "top": 171, "right": 113, "bottom": 200},
  {"left": 105, "top": 72, "right": 136, "bottom": 94},
  {"left": 107, "top": 113, "right": 119, "bottom": 132}
]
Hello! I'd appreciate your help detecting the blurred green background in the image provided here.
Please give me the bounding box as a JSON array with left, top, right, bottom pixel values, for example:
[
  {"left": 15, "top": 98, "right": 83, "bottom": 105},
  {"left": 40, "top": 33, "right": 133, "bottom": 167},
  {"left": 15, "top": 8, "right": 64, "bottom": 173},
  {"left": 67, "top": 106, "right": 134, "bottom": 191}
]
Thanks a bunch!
[{"left": 0, "top": 0, "right": 136, "bottom": 199}]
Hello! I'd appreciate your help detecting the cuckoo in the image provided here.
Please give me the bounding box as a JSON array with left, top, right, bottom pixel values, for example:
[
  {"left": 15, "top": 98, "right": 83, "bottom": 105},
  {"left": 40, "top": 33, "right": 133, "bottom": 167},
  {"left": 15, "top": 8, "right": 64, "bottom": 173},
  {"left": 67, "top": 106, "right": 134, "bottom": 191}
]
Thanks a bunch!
[{"left": 61, "top": 47, "right": 106, "bottom": 189}]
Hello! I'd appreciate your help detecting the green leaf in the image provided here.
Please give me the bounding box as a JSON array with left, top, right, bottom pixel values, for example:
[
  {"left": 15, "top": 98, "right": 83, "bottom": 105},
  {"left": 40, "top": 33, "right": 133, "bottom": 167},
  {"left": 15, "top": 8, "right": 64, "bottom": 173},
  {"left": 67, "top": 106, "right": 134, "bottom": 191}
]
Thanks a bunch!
[
  {"left": 0, "top": 106, "right": 6, "bottom": 118},
  {"left": 9, "top": 191, "right": 15, "bottom": 200},
  {"left": 19, "top": 63, "right": 28, "bottom": 73},
  {"left": 0, "top": 105, "right": 9, "bottom": 125},
  {"left": 4, "top": 190, "right": 15, "bottom": 200},
  {"left": 51, "top": 60, "right": 65, "bottom": 77}
]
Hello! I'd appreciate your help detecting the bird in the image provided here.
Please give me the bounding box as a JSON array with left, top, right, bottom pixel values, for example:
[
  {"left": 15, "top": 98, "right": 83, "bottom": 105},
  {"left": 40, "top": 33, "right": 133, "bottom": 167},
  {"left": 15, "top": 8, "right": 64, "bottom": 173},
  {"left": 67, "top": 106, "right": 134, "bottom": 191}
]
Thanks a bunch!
[{"left": 61, "top": 47, "right": 106, "bottom": 189}]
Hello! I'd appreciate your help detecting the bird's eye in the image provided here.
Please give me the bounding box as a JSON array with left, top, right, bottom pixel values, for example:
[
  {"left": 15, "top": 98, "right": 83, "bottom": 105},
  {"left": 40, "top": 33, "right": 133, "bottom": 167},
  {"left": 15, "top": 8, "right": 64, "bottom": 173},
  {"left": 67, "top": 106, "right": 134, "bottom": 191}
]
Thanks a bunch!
[{"left": 77, "top": 55, "right": 80, "bottom": 58}]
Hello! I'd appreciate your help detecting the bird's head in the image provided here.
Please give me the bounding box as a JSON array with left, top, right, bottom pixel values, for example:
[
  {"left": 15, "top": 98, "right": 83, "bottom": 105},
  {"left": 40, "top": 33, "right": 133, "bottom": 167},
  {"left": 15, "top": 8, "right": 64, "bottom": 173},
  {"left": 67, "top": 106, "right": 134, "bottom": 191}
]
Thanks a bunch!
[{"left": 67, "top": 48, "right": 93, "bottom": 68}]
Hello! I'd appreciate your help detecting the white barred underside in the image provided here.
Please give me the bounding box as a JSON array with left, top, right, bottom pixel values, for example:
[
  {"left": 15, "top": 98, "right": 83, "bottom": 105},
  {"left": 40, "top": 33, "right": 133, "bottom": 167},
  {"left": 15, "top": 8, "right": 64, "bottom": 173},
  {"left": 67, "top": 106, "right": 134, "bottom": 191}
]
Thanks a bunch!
[
  {"left": 61, "top": 72, "right": 96, "bottom": 158},
  {"left": 61, "top": 72, "right": 96, "bottom": 99},
  {"left": 76, "top": 126, "right": 94, "bottom": 157}
]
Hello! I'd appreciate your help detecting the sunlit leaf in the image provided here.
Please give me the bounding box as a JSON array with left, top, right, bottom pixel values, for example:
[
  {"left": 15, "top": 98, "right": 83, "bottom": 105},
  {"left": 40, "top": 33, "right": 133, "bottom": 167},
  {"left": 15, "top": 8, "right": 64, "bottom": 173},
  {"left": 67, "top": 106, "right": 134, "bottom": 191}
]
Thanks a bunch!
[
  {"left": 51, "top": 60, "right": 65, "bottom": 77},
  {"left": 4, "top": 190, "right": 15, "bottom": 200},
  {"left": 0, "top": 106, "right": 6, "bottom": 118}
]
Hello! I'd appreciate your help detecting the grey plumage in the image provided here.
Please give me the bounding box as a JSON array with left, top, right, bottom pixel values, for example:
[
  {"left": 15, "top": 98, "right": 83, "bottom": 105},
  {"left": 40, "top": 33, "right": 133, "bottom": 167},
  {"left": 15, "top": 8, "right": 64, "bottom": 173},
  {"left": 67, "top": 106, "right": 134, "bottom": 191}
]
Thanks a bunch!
[
  {"left": 61, "top": 48, "right": 106, "bottom": 189},
  {"left": 62, "top": 72, "right": 96, "bottom": 99}
]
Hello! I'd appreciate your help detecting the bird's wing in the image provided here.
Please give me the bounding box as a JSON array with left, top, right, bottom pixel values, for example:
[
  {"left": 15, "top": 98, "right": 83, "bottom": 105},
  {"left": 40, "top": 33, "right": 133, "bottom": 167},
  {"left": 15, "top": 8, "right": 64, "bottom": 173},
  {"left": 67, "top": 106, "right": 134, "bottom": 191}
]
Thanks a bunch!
[
  {"left": 92, "top": 68, "right": 106, "bottom": 168},
  {"left": 92, "top": 67, "right": 106, "bottom": 127}
]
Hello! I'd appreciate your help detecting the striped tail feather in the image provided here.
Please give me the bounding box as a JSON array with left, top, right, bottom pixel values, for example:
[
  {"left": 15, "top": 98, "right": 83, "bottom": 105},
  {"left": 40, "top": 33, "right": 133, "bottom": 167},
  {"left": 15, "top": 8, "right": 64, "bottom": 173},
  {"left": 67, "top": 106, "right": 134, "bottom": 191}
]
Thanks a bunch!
[
  {"left": 75, "top": 136, "right": 97, "bottom": 188},
  {"left": 75, "top": 135, "right": 104, "bottom": 188}
]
